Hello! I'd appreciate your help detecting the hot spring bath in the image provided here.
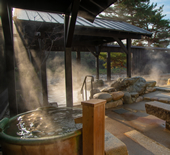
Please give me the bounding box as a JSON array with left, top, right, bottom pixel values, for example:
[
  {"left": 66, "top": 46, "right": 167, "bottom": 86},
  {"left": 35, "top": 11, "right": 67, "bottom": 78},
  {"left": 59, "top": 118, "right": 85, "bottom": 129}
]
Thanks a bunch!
[{"left": 0, "top": 107, "right": 82, "bottom": 155}]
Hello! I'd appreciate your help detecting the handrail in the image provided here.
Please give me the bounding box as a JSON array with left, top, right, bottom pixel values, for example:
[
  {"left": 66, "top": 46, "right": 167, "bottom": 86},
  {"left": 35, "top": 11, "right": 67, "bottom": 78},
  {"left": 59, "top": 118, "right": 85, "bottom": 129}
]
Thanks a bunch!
[{"left": 81, "top": 75, "right": 94, "bottom": 101}]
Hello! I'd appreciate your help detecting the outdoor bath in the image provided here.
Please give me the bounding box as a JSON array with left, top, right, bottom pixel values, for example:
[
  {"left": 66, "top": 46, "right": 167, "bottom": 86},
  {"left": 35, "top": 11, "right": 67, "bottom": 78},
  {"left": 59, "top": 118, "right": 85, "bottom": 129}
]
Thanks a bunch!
[
  {"left": 0, "top": 107, "right": 83, "bottom": 155},
  {"left": 0, "top": 99, "right": 109, "bottom": 155}
]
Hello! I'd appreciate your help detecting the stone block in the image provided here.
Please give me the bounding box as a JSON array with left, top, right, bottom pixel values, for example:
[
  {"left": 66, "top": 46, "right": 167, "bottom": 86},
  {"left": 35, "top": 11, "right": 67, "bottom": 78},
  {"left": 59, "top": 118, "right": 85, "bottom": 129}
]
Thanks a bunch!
[
  {"left": 110, "top": 91, "right": 124, "bottom": 101},
  {"left": 105, "top": 130, "right": 128, "bottom": 155},
  {"left": 105, "top": 100, "right": 123, "bottom": 109},
  {"left": 145, "top": 101, "right": 170, "bottom": 121}
]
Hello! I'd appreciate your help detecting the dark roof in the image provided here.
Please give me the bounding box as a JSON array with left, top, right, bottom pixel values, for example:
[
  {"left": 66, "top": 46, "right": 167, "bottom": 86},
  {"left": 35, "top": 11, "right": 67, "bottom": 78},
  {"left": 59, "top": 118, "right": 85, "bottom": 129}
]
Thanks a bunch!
[
  {"left": 14, "top": 9, "right": 152, "bottom": 37},
  {"left": 9, "top": 0, "right": 117, "bottom": 22}
]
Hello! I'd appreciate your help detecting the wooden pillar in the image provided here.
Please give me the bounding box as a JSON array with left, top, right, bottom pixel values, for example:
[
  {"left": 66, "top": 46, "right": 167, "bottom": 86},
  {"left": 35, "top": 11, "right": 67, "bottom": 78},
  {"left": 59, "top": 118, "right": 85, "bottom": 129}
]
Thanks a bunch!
[
  {"left": 64, "top": 0, "right": 80, "bottom": 107},
  {"left": 76, "top": 50, "right": 81, "bottom": 83},
  {"left": 41, "top": 51, "right": 48, "bottom": 106},
  {"left": 96, "top": 56, "right": 99, "bottom": 79},
  {"left": 81, "top": 99, "right": 106, "bottom": 155},
  {"left": 64, "top": 47, "right": 73, "bottom": 107},
  {"left": 107, "top": 52, "right": 111, "bottom": 81},
  {"left": 126, "top": 38, "right": 131, "bottom": 78},
  {"left": 1, "top": 3, "right": 17, "bottom": 116}
]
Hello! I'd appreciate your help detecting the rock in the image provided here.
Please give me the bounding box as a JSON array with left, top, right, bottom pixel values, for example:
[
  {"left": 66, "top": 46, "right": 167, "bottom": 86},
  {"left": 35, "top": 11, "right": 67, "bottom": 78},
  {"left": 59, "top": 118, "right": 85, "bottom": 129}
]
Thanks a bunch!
[
  {"left": 110, "top": 77, "right": 138, "bottom": 90},
  {"left": 93, "top": 79, "right": 104, "bottom": 88},
  {"left": 105, "top": 100, "right": 123, "bottom": 109},
  {"left": 146, "top": 87, "right": 156, "bottom": 92},
  {"left": 49, "top": 102, "right": 58, "bottom": 107},
  {"left": 126, "top": 77, "right": 146, "bottom": 95},
  {"left": 130, "top": 92, "right": 139, "bottom": 98},
  {"left": 136, "top": 96, "right": 143, "bottom": 103},
  {"left": 110, "top": 91, "right": 124, "bottom": 101},
  {"left": 146, "top": 81, "right": 156, "bottom": 87},
  {"left": 131, "top": 97, "right": 136, "bottom": 102},
  {"left": 93, "top": 92, "right": 112, "bottom": 102},
  {"left": 145, "top": 91, "right": 149, "bottom": 94},
  {"left": 101, "top": 87, "right": 116, "bottom": 93},
  {"left": 90, "top": 88, "right": 100, "bottom": 96},
  {"left": 123, "top": 92, "right": 133, "bottom": 104}
]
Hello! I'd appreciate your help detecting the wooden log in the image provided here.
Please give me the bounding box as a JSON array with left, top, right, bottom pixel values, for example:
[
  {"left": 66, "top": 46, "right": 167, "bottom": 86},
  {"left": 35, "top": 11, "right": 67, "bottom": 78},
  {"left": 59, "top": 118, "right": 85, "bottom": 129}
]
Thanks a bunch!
[{"left": 81, "top": 99, "right": 106, "bottom": 155}]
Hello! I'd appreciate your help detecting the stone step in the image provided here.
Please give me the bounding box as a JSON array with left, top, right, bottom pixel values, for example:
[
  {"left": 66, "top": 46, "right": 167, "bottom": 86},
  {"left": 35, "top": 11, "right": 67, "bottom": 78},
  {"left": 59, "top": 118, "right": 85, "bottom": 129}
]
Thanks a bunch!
[
  {"left": 155, "top": 86, "right": 170, "bottom": 92},
  {"left": 105, "top": 130, "right": 128, "bottom": 155},
  {"left": 125, "top": 130, "right": 170, "bottom": 155},
  {"left": 143, "top": 96, "right": 170, "bottom": 104}
]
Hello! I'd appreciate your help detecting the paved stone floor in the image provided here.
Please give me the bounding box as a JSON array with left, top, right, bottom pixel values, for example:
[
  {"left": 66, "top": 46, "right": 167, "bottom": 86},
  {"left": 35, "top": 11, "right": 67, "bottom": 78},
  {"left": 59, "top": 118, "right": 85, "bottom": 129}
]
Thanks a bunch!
[{"left": 105, "top": 101, "right": 170, "bottom": 155}]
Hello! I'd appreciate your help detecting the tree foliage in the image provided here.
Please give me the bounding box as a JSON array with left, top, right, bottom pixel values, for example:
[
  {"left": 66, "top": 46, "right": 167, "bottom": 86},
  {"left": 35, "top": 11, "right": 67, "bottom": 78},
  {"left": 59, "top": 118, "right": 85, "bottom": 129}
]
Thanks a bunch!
[
  {"left": 100, "top": 0, "right": 170, "bottom": 47},
  {"left": 99, "top": 52, "right": 126, "bottom": 69}
]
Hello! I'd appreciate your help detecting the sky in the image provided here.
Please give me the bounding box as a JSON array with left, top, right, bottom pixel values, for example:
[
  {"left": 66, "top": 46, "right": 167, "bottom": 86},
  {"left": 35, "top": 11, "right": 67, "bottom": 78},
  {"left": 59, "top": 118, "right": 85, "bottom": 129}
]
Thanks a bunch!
[{"left": 150, "top": 0, "right": 170, "bottom": 20}]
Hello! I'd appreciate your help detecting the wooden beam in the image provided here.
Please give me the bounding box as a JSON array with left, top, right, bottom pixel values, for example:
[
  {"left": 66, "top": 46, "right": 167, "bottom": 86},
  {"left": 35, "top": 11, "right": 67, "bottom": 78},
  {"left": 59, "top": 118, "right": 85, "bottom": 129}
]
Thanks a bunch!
[
  {"left": 65, "top": 0, "right": 80, "bottom": 47},
  {"left": 126, "top": 38, "right": 132, "bottom": 78},
  {"left": 1, "top": 1, "right": 18, "bottom": 116},
  {"left": 113, "top": 37, "right": 128, "bottom": 54},
  {"left": 74, "top": 28, "right": 142, "bottom": 39},
  {"left": 107, "top": 52, "right": 111, "bottom": 81}
]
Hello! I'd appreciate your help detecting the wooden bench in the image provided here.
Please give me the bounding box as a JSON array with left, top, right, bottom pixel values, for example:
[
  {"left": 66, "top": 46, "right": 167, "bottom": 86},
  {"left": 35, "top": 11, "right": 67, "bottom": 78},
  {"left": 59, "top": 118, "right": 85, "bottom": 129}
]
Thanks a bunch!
[{"left": 145, "top": 101, "right": 170, "bottom": 130}]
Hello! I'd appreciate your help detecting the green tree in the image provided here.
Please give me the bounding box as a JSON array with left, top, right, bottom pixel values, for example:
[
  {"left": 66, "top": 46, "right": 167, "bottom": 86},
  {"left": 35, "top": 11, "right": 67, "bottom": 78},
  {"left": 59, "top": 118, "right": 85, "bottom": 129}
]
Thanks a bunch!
[
  {"left": 99, "top": 52, "right": 126, "bottom": 69},
  {"left": 100, "top": 0, "right": 170, "bottom": 47}
]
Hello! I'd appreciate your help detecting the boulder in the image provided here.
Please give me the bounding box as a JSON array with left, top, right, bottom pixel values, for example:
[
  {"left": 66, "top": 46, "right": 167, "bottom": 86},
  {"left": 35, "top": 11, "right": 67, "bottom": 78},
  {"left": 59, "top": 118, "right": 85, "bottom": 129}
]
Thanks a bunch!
[
  {"left": 93, "top": 79, "right": 104, "bottom": 88},
  {"left": 93, "top": 92, "right": 112, "bottom": 102},
  {"left": 130, "top": 92, "right": 139, "bottom": 98},
  {"left": 105, "top": 100, "right": 123, "bottom": 109},
  {"left": 136, "top": 96, "right": 143, "bottom": 103},
  {"left": 123, "top": 92, "right": 133, "bottom": 104},
  {"left": 126, "top": 77, "right": 147, "bottom": 95},
  {"left": 110, "top": 91, "right": 124, "bottom": 101},
  {"left": 146, "top": 81, "right": 156, "bottom": 87},
  {"left": 110, "top": 77, "right": 137, "bottom": 90},
  {"left": 90, "top": 88, "right": 100, "bottom": 98},
  {"left": 101, "top": 87, "right": 116, "bottom": 93},
  {"left": 146, "top": 87, "right": 156, "bottom": 92}
]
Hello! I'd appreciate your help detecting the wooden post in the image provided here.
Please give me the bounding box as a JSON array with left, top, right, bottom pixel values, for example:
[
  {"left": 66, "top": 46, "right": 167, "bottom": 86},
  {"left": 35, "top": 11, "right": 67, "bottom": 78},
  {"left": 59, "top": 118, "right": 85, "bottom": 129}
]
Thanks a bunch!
[
  {"left": 1, "top": 3, "right": 18, "bottom": 116},
  {"left": 76, "top": 50, "right": 81, "bottom": 84},
  {"left": 65, "top": 47, "right": 73, "bottom": 107},
  {"left": 41, "top": 51, "right": 48, "bottom": 106},
  {"left": 96, "top": 56, "right": 99, "bottom": 80},
  {"left": 81, "top": 99, "right": 106, "bottom": 155},
  {"left": 126, "top": 38, "right": 131, "bottom": 78},
  {"left": 107, "top": 52, "right": 111, "bottom": 81}
]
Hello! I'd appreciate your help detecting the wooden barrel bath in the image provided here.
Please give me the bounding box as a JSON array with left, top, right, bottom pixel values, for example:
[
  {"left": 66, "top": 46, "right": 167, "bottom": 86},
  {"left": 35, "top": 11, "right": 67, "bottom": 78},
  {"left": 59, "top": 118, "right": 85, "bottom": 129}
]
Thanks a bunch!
[{"left": 0, "top": 107, "right": 82, "bottom": 155}]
